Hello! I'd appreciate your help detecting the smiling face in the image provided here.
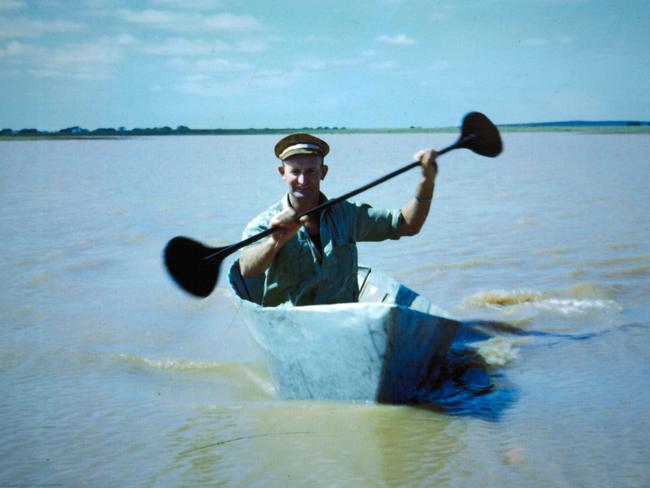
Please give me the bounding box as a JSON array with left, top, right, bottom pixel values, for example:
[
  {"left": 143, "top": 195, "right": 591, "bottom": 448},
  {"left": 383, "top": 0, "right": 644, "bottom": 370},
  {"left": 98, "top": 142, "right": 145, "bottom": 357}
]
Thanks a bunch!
[{"left": 278, "top": 153, "right": 328, "bottom": 206}]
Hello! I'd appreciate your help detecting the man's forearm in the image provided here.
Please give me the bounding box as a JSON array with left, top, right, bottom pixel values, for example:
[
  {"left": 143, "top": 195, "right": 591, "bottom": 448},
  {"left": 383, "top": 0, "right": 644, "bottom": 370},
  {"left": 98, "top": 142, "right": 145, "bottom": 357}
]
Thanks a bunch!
[
  {"left": 239, "top": 238, "right": 281, "bottom": 277},
  {"left": 399, "top": 175, "right": 435, "bottom": 236},
  {"left": 240, "top": 207, "right": 304, "bottom": 277}
]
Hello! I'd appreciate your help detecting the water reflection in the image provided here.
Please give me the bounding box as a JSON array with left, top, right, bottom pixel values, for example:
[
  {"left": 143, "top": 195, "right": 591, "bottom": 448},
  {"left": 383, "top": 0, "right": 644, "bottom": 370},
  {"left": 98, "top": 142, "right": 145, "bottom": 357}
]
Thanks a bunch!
[{"left": 163, "top": 403, "right": 460, "bottom": 486}]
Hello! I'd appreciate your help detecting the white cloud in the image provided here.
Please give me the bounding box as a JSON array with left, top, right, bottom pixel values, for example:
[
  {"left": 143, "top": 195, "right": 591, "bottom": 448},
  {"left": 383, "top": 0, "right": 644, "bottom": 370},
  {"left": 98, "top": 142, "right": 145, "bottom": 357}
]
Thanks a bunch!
[
  {"left": 370, "top": 60, "right": 399, "bottom": 70},
  {"left": 183, "top": 73, "right": 212, "bottom": 82},
  {"left": 203, "top": 13, "right": 258, "bottom": 30},
  {"left": 520, "top": 37, "right": 548, "bottom": 47},
  {"left": 117, "top": 8, "right": 176, "bottom": 25},
  {"left": 428, "top": 4, "right": 453, "bottom": 21},
  {"left": 175, "top": 68, "right": 299, "bottom": 97},
  {"left": 44, "top": 0, "right": 121, "bottom": 8},
  {"left": 116, "top": 9, "right": 261, "bottom": 32},
  {"left": 519, "top": 36, "right": 575, "bottom": 48},
  {"left": 361, "top": 49, "right": 378, "bottom": 57},
  {"left": 115, "top": 34, "right": 137, "bottom": 45},
  {"left": 303, "top": 34, "right": 334, "bottom": 43},
  {"left": 377, "top": 34, "right": 416, "bottom": 46},
  {"left": 167, "top": 57, "right": 253, "bottom": 72},
  {"left": 28, "top": 66, "right": 113, "bottom": 80},
  {"left": 0, "top": 15, "right": 85, "bottom": 38},
  {"left": 295, "top": 59, "right": 354, "bottom": 70},
  {"left": 428, "top": 12, "right": 448, "bottom": 21},
  {"left": 176, "top": 78, "right": 234, "bottom": 97},
  {"left": 49, "top": 38, "right": 123, "bottom": 66},
  {"left": 0, "top": 40, "right": 40, "bottom": 57},
  {"left": 142, "top": 38, "right": 227, "bottom": 56},
  {"left": 139, "top": 37, "right": 267, "bottom": 56},
  {"left": 0, "top": 67, "right": 20, "bottom": 76},
  {"left": 246, "top": 69, "right": 298, "bottom": 89},
  {"left": 1, "top": 35, "right": 132, "bottom": 80},
  {"left": 0, "top": 0, "right": 24, "bottom": 10},
  {"left": 231, "top": 39, "right": 269, "bottom": 53},
  {"left": 150, "top": 0, "right": 224, "bottom": 8},
  {"left": 428, "top": 60, "right": 450, "bottom": 71}
]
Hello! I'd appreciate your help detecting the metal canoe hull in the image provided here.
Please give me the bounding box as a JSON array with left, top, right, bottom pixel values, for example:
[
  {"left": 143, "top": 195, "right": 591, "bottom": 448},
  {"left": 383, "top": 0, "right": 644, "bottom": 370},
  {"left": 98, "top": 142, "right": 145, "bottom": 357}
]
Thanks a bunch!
[{"left": 229, "top": 263, "right": 460, "bottom": 403}]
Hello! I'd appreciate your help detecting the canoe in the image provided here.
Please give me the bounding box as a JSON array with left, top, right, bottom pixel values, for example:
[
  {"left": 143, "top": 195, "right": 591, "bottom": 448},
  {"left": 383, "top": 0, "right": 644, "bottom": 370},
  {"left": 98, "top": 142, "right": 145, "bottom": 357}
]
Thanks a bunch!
[{"left": 228, "top": 262, "right": 461, "bottom": 403}]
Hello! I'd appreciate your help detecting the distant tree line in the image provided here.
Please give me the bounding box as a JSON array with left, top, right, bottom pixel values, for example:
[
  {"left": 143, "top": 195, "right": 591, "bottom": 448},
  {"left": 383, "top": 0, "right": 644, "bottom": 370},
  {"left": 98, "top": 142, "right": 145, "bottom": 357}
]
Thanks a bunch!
[
  {"left": 0, "top": 125, "right": 194, "bottom": 136},
  {"left": 0, "top": 124, "right": 359, "bottom": 137},
  {"left": 3, "top": 121, "right": 649, "bottom": 138}
]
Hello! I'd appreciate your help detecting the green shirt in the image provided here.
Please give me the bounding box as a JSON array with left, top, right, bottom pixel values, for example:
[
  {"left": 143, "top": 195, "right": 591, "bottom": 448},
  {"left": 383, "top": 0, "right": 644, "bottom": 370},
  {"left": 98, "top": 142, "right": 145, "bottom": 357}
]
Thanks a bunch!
[{"left": 242, "top": 194, "right": 402, "bottom": 307}]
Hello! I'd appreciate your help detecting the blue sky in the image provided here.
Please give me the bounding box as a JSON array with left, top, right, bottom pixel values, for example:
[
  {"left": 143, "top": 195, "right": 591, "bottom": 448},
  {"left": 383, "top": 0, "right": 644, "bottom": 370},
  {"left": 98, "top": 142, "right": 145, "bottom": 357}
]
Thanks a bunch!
[{"left": 1, "top": 0, "right": 648, "bottom": 130}]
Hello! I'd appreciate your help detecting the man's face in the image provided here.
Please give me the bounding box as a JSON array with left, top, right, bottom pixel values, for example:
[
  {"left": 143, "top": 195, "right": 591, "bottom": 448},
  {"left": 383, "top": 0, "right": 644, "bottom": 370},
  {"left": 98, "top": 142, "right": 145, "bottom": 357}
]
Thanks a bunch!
[{"left": 278, "top": 154, "right": 328, "bottom": 202}]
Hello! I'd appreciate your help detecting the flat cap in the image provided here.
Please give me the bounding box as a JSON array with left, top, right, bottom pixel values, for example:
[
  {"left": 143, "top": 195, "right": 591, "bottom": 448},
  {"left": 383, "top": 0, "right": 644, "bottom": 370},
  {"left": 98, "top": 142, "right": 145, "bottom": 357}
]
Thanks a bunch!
[{"left": 274, "top": 133, "right": 330, "bottom": 161}]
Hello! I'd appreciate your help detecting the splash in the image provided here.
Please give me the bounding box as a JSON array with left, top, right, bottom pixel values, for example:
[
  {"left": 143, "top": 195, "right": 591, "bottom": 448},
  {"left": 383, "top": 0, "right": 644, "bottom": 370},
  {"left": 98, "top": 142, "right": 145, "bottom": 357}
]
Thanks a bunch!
[
  {"left": 472, "top": 337, "right": 523, "bottom": 367},
  {"left": 116, "top": 354, "right": 275, "bottom": 396},
  {"left": 466, "top": 289, "right": 544, "bottom": 307},
  {"left": 118, "top": 353, "right": 228, "bottom": 372},
  {"left": 465, "top": 286, "right": 621, "bottom": 316},
  {"left": 535, "top": 298, "right": 621, "bottom": 315}
]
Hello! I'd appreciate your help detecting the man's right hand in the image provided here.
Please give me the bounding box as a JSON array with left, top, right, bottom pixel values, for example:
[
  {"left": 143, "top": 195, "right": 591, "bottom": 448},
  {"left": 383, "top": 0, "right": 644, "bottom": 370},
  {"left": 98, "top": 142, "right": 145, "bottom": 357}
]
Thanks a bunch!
[
  {"left": 269, "top": 208, "right": 306, "bottom": 248},
  {"left": 240, "top": 209, "right": 307, "bottom": 277}
]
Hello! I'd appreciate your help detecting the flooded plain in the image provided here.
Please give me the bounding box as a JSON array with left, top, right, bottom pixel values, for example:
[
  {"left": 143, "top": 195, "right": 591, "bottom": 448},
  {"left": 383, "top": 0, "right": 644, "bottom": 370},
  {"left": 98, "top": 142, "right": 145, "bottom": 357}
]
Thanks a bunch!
[{"left": 1, "top": 132, "right": 649, "bottom": 486}]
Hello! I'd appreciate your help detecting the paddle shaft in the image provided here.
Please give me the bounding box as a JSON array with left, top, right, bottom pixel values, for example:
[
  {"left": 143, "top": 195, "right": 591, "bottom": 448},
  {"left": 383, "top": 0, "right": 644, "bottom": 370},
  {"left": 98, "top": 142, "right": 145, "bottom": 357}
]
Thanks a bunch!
[{"left": 203, "top": 134, "right": 474, "bottom": 263}]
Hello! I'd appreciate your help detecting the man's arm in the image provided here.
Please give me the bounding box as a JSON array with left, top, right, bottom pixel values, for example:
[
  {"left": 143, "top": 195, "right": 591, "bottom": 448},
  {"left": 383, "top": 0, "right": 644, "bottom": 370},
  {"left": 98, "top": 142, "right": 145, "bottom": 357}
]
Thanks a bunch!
[
  {"left": 239, "top": 208, "right": 305, "bottom": 277},
  {"left": 398, "top": 149, "right": 438, "bottom": 237}
]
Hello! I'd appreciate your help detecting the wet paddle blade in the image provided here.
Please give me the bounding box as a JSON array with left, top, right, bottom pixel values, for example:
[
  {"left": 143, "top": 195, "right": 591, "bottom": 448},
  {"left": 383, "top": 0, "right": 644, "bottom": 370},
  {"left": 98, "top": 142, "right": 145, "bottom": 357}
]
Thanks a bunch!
[
  {"left": 460, "top": 112, "right": 503, "bottom": 157},
  {"left": 164, "top": 236, "right": 221, "bottom": 298}
]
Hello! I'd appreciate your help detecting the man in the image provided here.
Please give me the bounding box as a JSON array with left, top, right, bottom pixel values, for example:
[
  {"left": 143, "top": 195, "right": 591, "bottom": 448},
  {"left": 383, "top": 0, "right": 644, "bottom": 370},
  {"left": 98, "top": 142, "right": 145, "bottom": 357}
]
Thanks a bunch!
[{"left": 239, "top": 133, "right": 438, "bottom": 307}]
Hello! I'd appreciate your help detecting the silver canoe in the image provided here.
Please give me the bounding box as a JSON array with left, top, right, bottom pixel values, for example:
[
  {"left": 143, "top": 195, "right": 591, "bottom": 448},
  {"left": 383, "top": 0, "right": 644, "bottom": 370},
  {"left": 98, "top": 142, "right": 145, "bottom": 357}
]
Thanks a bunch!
[{"left": 229, "top": 262, "right": 461, "bottom": 403}]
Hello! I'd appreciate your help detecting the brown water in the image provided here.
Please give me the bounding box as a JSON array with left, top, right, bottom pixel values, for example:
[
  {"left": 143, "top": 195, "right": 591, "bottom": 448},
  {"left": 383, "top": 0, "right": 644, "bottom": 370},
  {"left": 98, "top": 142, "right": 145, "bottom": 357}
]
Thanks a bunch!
[{"left": 1, "top": 133, "right": 649, "bottom": 486}]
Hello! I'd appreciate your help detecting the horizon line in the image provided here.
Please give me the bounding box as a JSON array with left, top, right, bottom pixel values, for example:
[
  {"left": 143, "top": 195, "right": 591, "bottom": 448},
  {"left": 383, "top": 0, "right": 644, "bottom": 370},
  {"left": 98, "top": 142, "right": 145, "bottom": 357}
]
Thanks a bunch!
[{"left": 2, "top": 119, "right": 650, "bottom": 133}]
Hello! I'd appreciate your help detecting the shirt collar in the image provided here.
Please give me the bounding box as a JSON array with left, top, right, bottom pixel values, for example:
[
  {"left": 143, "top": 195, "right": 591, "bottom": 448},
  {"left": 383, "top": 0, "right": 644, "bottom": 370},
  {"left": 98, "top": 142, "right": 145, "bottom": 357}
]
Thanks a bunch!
[{"left": 284, "top": 192, "right": 329, "bottom": 213}]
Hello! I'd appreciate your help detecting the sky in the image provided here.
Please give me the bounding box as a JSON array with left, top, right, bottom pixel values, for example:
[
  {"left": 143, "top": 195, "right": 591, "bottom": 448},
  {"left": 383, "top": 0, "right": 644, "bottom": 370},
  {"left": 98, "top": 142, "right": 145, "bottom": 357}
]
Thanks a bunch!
[{"left": 0, "top": 0, "right": 648, "bottom": 130}]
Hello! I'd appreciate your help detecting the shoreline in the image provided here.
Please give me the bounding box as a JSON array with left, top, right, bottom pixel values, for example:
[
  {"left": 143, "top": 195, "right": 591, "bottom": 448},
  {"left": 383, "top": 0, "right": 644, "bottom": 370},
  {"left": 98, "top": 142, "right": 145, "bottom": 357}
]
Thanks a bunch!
[{"left": 2, "top": 125, "right": 650, "bottom": 140}]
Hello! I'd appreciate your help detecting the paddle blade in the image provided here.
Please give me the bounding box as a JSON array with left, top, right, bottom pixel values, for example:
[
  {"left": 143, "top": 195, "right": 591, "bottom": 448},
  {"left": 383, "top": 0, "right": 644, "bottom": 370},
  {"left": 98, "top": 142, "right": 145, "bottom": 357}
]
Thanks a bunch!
[
  {"left": 460, "top": 112, "right": 503, "bottom": 157},
  {"left": 164, "top": 236, "right": 222, "bottom": 298}
]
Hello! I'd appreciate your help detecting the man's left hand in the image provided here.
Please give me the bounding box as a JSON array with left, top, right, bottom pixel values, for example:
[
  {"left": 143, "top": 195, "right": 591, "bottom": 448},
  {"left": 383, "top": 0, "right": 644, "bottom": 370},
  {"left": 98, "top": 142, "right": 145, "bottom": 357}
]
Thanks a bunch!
[{"left": 414, "top": 149, "right": 438, "bottom": 180}]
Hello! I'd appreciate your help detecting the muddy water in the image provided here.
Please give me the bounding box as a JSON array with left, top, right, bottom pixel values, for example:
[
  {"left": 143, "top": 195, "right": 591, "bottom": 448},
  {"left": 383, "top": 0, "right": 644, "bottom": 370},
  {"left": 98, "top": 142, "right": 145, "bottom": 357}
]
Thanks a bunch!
[{"left": 1, "top": 132, "right": 648, "bottom": 486}]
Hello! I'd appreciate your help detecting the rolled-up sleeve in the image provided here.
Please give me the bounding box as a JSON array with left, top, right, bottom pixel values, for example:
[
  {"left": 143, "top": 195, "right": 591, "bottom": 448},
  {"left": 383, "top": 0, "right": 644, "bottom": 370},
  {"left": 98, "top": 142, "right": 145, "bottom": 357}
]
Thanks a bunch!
[
  {"left": 240, "top": 202, "right": 281, "bottom": 252},
  {"left": 353, "top": 202, "right": 402, "bottom": 242},
  {"left": 242, "top": 213, "right": 269, "bottom": 240}
]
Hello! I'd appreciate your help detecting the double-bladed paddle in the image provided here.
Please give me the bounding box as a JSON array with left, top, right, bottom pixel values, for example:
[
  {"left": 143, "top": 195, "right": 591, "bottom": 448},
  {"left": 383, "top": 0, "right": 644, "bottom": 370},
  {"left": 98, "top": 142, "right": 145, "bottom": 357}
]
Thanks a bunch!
[{"left": 164, "top": 111, "right": 503, "bottom": 298}]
